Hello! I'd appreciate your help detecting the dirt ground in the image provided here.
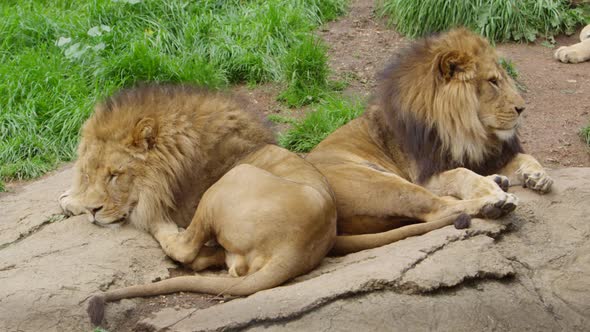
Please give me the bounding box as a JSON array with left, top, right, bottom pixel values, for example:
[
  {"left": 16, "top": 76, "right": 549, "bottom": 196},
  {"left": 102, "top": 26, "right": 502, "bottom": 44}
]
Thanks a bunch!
[
  {"left": 1, "top": 1, "right": 589, "bottom": 331},
  {"left": 236, "top": 0, "right": 590, "bottom": 168}
]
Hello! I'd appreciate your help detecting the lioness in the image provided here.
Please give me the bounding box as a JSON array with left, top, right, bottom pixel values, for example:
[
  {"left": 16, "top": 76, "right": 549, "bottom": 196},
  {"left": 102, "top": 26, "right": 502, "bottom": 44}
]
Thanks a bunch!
[
  {"left": 554, "top": 24, "right": 590, "bottom": 63},
  {"left": 59, "top": 85, "right": 337, "bottom": 325},
  {"left": 306, "top": 28, "right": 553, "bottom": 255}
]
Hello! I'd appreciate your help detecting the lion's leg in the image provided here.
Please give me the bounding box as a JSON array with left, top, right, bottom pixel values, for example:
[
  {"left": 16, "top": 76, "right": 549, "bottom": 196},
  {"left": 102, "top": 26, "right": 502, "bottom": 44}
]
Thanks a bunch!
[
  {"left": 330, "top": 165, "right": 516, "bottom": 227},
  {"left": 425, "top": 167, "right": 513, "bottom": 200},
  {"left": 187, "top": 246, "right": 226, "bottom": 271},
  {"left": 496, "top": 153, "right": 553, "bottom": 193},
  {"left": 152, "top": 216, "right": 210, "bottom": 265}
]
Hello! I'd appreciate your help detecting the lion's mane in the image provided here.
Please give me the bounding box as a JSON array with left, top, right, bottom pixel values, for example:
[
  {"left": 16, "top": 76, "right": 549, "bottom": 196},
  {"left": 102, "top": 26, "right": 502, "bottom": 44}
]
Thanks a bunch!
[
  {"left": 78, "top": 84, "right": 275, "bottom": 231},
  {"left": 376, "top": 28, "right": 523, "bottom": 183}
]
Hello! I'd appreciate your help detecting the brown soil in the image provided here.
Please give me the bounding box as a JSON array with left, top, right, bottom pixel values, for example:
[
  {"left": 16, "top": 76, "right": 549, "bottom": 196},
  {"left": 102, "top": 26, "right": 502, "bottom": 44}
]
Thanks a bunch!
[
  {"left": 227, "top": 0, "right": 590, "bottom": 168},
  {"left": 315, "top": 0, "right": 590, "bottom": 167}
]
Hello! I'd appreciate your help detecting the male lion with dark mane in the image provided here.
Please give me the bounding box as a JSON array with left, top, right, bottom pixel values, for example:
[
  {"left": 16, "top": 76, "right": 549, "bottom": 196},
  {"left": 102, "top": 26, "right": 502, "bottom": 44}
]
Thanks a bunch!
[
  {"left": 306, "top": 28, "right": 553, "bottom": 255},
  {"left": 59, "top": 84, "right": 337, "bottom": 325}
]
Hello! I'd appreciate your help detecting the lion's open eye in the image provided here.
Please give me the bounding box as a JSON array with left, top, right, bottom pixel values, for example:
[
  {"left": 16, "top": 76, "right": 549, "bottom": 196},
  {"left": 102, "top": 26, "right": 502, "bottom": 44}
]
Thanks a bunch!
[{"left": 488, "top": 78, "right": 499, "bottom": 87}]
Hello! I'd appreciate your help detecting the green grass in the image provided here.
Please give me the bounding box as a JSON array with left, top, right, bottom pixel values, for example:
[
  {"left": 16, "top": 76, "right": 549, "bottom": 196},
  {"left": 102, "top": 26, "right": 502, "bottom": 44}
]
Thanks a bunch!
[
  {"left": 278, "top": 36, "right": 330, "bottom": 107},
  {"left": 499, "top": 57, "right": 527, "bottom": 91},
  {"left": 278, "top": 35, "right": 348, "bottom": 107},
  {"left": 581, "top": 2, "right": 590, "bottom": 23},
  {"left": 275, "top": 96, "right": 365, "bottom": 152},
  {"left": 500, "top": 58, "right": 519, "bottom": 80},
  {"left": 267, "top": 114, "right": 299, "bottom": 125},
  {"left": 377, "top": 0, "right": 586, "bottom": 42},
  {"left": 581, "top": 125, "right": 590, "bottom": 147},
  {"left": 0, "top": 0, "right": 347, "bottom": 186},
  {"left": 93, "top": 328, "right": 109, "bottom": 332}
]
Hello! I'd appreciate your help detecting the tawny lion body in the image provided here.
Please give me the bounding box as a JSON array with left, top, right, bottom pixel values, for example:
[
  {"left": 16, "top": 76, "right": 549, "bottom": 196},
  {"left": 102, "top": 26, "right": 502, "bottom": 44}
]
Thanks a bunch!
[
  {"left": 307, "top": 28, "right": 553, "bottom": 255},
  {"left": 59, "top": 85, "right": 336, "bottom": 325},
  {"left": 554, "top": 24, "right": 590, "bottom": 63}
]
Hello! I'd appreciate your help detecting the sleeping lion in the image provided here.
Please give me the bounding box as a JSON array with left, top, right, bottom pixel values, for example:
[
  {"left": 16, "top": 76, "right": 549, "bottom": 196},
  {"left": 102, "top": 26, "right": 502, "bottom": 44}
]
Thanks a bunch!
[
  {"left": 306, "top": 28, "right": 553, "bottom": 255},
  {"left": 59, "top": 85, "right": 338, "bottom": 325},
  {"left": 554, "top": 24, "right": 590, "bottom": 63}
]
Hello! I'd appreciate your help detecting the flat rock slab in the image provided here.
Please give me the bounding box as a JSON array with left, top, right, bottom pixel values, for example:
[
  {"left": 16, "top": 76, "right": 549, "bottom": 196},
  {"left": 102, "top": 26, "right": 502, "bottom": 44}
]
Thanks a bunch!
[
  {"left": 141, "top": 168, "right": 590, "bottom": 332},
  {"left": 1, "top": 168, "right": 589, "bottom": 332},
  {"left": 0, "top": 168, "right": 175, "bottom": 332}
]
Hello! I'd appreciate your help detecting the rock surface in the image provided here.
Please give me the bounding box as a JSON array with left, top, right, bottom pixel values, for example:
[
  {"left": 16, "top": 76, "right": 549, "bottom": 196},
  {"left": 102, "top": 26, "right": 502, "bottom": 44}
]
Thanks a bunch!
[
  {"left": 0, "top": 168, "right": 589, "bottom": 331},
  {"left": 0, "top": 168, "right": 175, "bottom": 332}
]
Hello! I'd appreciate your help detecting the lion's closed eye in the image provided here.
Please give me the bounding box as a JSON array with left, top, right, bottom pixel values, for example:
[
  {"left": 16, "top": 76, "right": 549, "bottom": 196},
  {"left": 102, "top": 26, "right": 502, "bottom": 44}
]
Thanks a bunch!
[{"left": 108, "top": 173, "right": 118, "bottom": 184}]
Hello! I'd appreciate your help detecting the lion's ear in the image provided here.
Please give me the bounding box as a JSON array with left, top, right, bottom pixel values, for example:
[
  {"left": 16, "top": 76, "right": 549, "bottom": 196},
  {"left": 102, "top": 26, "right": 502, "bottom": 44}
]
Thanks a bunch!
[
  {"left": 436, "top": 50, "right": 476, "bottom": 82},
  {"left": 132, "top": 118, "right": 158, "bottom": 150}
]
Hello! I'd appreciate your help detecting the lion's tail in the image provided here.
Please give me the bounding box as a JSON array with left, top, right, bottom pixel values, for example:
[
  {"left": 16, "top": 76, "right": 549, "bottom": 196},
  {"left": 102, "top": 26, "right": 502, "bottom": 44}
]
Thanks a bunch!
[
  {"left": 331, "top": 214, "right": 469, "bottom": 255},
  {"left": 87, "top": 255, "right": 297, "bottom": 326}
]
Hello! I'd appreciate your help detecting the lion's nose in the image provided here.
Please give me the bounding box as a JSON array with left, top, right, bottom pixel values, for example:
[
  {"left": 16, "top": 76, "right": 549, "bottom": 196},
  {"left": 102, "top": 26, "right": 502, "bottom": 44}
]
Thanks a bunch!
[
  {"left": 88, "top": 206, "right": 103, "bottom": 216},
  {"left": 515, "top": 106, "right": 525, "bottom": 115}
]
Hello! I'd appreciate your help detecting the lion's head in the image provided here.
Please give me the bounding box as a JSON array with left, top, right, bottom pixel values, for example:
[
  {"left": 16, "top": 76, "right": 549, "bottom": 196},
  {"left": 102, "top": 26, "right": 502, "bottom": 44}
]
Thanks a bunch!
[
  {"left": 64, "top": 117, "right": 155, "bottom": 227},
  {"left": 60, "top": 84, "right": 274, "bottom": 231},
  {"left": 379, "top": 28, "right": 525, "bottom": 182}
]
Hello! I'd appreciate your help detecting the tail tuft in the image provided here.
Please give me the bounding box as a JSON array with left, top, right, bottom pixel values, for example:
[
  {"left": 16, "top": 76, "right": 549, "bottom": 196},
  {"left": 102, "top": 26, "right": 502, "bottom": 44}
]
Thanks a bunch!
[
  {"left": 454, "top": 213, "right": 471, "bottom": 229},
  {"left": 87, "top": 294, "right": 106, "bottom": 326}
]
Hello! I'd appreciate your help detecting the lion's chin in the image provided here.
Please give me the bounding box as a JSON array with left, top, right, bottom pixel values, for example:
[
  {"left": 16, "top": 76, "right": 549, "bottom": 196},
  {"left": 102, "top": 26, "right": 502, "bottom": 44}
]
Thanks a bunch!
[{"left": 494, "top": 128, "right": 516, "bottom": 141}]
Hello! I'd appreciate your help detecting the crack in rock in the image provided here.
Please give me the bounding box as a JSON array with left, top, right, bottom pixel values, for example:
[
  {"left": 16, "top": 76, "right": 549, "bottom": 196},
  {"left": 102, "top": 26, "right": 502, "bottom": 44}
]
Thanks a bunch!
[
  {"left": 395, "top": 236, "right": 515, "bottom": 294},
  {"left": 0, "top": 215, "right": 61, "bottom": 251},
  {"left": 139, "top": 219, "right": 513, "bottom": 332}
]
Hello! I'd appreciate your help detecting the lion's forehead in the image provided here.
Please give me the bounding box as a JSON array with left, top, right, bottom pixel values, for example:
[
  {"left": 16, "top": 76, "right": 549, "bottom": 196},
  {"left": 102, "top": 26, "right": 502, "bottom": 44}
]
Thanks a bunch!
[{"left": 78, "top": 142, "right": 130, "bottom": 174}]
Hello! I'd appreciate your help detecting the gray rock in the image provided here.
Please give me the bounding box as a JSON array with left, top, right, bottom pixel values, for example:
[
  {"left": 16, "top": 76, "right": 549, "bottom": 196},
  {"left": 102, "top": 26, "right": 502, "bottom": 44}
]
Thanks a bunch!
[{"left": 1, "top": 167, "right": 589, "bottom": 332}]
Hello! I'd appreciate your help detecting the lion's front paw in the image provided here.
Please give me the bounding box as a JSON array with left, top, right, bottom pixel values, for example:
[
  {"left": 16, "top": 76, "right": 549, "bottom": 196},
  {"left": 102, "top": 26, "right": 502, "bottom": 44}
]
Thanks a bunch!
[
  {"left": 487, "top": 174, "right": 510, "bottom": 192},
  {"left": 160, "top": 234, "right": 198, "bottom": 264},
  {"left": 58, "top": 190, "right": 86, "bottom": 216},
  {"left": 480, "top": 192, "right": 518, "bottom": 219},
  {"left": 523, "top": 172, "right": 553, "bottom": 194},
  {"left": 554, "top": 44, "right": 590, "bottom": 64}
]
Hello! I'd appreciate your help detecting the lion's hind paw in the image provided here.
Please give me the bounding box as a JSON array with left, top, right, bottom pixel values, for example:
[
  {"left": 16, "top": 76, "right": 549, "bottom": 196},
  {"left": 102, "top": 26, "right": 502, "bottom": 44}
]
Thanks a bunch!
[{"left": 480, "top": 192, "right": 518, "bottom": 219}]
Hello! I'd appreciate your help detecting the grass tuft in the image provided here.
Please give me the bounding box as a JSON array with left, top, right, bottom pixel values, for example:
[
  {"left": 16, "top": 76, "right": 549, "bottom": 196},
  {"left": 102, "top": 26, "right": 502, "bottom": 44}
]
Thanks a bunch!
[
  {"left": 581, "top": 125, "right": 590, "bottom": 147},
  {"left": 267, "top": 114, "right": 298, "bottom": 125},
  {"left": 277, "top": 96, "right": 364, "bottom": 152},
  {"left": 499, "top": 57, "right": 526, "bottom": 91},
  {"left": 278, "top": 36, "right": 331, "bottom": 107},
  {"left": 377, "top": 0, "right": 585, "bottom": 42},
  {"left": 93, "top": 328, "right": 109, "bottom": 332},
  {"left": 0, "top": 0, "right": 347, "bottom": 183}
]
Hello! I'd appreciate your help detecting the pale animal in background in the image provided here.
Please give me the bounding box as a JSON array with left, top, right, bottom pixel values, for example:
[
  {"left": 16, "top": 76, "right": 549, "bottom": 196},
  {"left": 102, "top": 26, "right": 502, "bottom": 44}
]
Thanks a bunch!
[{"left": 554, "top": 24, "right": 590, "bottom": 63}]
